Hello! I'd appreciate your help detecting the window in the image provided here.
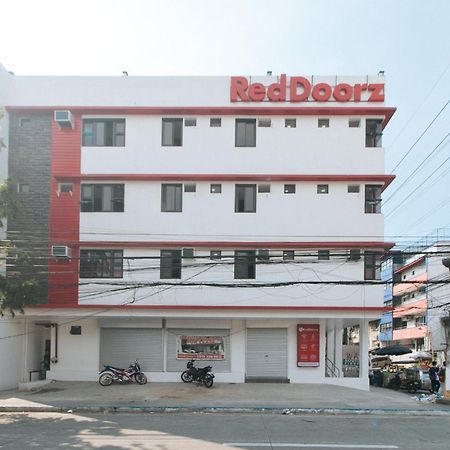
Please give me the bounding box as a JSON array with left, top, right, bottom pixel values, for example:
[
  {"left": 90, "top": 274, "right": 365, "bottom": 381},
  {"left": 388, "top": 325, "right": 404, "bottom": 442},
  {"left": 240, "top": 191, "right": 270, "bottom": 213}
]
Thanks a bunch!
[
  {"left": 184, "top": 184, "right": 196, "bottom": 193},
  {"left": 283, "top": 250, "right": 295, "bottom": 261},
  {"left": 318, "top": 250, "right": 330, "bottom": 260},
  {"left": 161, "top": 184, "right": 183, "bottom": 212},
  {"left": 366, "top": 119, "right": 383, "bottom": 147},
  {"left": 258, "top": 118, "right": 271, "bottom": 127},
  {"left": 349, "top": 119, "right": 360, "bottom": 128},
  {"left": 20, "top": 118, "right": 31, "bottom": 127},
  {"left": 81, "top": 184, "right": 124, "bottom": 212},
  {"left": 234, "top": 250, "right": 256, "bottom": 279},
  {"left": 162, "top": 118, "right": 183, "bottom": 146},
  {"left": 58, "top": 183, "right": 73, "bottom": 193},
  {"left": 210, "top": 118, "right": 222, "bottom": 127},
  {"left": 317, "top": 184, "right": 329, "bottom": 194},
  {"left": 210, "top": 250, "right": 222, "bottom": 260},
  {"left": 160, "top": 249, "right": 182, "bottom": 279},
  {"left": 318, "top": 118, "right": 329, "bottom": 128},
  {"left": 184, "top": 118, "right": 197, "bottom": 127},
  {"left": 80, "top": 249, "right": 123, "bottom": 278},
  {"left": 235, "top": 119, "right": 256, "bottom": 147},
  {"left": 365, "top": 251, "right": 381, "bottom": 280},
  {"left": 258, "top": 184, "right": 270, "bottom": 193},
  {"left": 210, "top": 184, "right": 222, "bottom": 193},
  {"left": 349, "top": 249, "right": 361, "bottom": 261},
  {"left": 235, "top": 184, "right": 256, "bottom": 213},
  {"left": 348, "top": 184, "right": 360, "bottom": 193},
  {"left": 182, "top": 248, "right": 194, "bottom": 259},
  {"left": 284, "top": 184, "right": 296, "bottom": 194},
  {"left": 257, "top": 249, "right": 270, "bottom": 261},
  {"left": 82, "top": 119, "right": 125, "bottom": 146},
  {"left": 285, "top": 119, "right": 296, "bottom": 128},
  {"left": 365, "top": 185, "right": 382, "bottom": 213}
]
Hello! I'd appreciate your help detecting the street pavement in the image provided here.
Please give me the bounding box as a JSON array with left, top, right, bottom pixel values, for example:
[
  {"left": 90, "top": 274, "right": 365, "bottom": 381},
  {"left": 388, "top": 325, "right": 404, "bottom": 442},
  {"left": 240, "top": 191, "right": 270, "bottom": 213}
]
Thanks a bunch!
[{"left": 0, "top": 381, "right": 449, "bottom": 415}]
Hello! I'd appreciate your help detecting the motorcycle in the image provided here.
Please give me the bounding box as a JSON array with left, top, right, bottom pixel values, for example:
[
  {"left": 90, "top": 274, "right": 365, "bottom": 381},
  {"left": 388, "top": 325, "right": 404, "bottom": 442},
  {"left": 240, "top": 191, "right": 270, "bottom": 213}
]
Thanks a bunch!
[
  {"left": 180, "top": 359, "right": 215, "bottom": 388},
  {"left": 98, "top": 359, "right": 147, "bottom": 386}
]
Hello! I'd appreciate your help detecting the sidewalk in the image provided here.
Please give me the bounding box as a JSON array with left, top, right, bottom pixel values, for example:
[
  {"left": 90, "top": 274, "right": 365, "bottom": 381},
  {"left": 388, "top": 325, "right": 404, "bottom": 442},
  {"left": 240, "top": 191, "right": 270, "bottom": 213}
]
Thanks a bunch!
[{"left": 1, "top": 381, "right": 449, "bottom": 415}]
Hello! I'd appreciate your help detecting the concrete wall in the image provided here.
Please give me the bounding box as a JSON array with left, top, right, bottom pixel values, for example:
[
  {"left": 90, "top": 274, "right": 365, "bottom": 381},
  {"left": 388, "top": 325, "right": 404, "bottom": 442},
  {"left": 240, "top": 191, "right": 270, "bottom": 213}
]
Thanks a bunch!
[{"left": 0, "top": 316, "right": 24, "bottom": 390}]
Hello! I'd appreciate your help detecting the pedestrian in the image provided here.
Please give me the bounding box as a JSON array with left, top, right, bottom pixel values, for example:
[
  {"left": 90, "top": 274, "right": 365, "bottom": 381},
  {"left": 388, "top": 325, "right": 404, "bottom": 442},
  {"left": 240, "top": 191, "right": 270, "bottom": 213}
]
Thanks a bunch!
[
  {"left": 428, "top": 361, "right": 440, "bottom": 393},
  {"left": 438, "top": 361, "right": 446, "bottom": 393}
]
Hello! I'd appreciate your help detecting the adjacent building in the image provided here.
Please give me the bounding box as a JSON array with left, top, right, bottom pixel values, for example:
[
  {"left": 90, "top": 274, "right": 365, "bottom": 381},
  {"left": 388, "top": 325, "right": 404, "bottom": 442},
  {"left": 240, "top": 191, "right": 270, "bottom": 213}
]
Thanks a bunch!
[{"left": 1, "top": 65, "right": 396, "bottom": 390}]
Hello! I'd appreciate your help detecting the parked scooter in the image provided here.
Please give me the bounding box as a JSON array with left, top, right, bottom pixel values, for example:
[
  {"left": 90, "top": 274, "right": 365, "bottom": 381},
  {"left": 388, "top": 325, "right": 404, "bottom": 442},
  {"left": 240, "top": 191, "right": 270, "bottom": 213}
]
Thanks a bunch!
[
  {"left": 98, "top": 359, "right": 147, "bottom": 386},
  {"left": 181, "top": 359, "right": 215, "bottom": 388}
]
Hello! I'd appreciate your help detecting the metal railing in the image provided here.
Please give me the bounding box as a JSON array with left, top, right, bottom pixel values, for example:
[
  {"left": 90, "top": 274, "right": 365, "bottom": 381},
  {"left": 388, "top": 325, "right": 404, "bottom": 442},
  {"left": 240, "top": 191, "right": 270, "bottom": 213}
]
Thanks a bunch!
[{"left": 325, "top": 357, "right": 341, "bottom": 378}]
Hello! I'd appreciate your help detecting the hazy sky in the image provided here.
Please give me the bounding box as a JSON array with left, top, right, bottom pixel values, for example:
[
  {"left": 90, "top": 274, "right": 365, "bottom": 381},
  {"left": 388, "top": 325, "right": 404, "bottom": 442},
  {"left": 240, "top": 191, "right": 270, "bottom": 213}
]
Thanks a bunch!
[{"left": 2, "top": 0, "right": 449, "bottom": 247}]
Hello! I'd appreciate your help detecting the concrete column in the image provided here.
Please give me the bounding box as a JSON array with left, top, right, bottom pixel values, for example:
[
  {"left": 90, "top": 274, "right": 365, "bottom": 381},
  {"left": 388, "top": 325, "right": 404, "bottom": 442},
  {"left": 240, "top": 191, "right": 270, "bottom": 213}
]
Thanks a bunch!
[
  {"left": 326, "top": 328, "right": 336, "bottom": 366},
  {"left": 359, "top": 319, "right": 369, "bottom": 380},
  {"left": 335, "top": 327, "right": 344, "bottom": 376}
]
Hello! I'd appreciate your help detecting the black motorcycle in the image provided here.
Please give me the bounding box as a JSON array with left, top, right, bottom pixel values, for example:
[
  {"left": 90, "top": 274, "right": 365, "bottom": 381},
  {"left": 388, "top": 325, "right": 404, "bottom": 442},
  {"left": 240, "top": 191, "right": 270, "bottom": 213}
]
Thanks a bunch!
[
  {"left": 98, "top": 359, "right": 147, "bottom": 386},
  {"left": 181, "top": 359, "right": 215, "bottom": 388}
]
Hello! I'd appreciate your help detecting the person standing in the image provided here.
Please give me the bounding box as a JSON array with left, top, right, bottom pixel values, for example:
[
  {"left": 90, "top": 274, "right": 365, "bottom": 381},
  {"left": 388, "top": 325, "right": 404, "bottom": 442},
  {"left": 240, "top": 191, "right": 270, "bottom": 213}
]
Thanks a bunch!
[
  {"left": 429, "top": 361, "right": 440, "bottom": 393},
  {"left": 438, "top": 361, "right": 446, "bottom": 394}
]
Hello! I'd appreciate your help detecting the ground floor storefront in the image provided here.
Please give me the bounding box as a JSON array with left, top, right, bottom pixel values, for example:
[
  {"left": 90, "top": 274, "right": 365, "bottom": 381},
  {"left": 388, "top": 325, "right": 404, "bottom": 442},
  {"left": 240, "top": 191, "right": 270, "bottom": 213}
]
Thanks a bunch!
[{"left": 13, "top": 309, "right": 375, "bottom": 391}]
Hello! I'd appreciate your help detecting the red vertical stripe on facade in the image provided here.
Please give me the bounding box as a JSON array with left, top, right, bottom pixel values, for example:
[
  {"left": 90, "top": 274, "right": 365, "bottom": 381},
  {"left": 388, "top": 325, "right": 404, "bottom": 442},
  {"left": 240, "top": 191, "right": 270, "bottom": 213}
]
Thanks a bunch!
[{"left": 48, "top": 115, "right": 81, "bottom": 306}]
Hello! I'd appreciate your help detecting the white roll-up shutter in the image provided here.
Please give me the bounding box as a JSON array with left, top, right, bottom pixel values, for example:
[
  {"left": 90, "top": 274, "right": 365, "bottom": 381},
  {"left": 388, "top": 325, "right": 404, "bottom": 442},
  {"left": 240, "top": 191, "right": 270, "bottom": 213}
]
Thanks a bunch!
[
  {"left": 246, "top": 328, "right": 288, "bottom": 380},
  {"left": 99, "top": 328, "right": 163, "bottom": 371}
]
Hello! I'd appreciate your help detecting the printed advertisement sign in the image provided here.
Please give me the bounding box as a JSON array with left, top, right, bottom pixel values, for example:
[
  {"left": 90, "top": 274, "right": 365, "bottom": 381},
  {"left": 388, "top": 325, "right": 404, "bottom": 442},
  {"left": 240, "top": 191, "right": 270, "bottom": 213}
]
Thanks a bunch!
[
  {"left": 176, "top": 335, "right": 225, "bottom": 360},
  {"left": 297, "top": 324, "right": 320, "bottom": 367}
]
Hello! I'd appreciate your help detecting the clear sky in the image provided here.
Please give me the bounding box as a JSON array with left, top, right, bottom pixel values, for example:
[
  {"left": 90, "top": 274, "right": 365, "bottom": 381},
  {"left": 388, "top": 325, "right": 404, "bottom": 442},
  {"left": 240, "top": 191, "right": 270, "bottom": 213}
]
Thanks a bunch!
[{"left": 1, "top": 0, "right": 449, "bottom": 247}]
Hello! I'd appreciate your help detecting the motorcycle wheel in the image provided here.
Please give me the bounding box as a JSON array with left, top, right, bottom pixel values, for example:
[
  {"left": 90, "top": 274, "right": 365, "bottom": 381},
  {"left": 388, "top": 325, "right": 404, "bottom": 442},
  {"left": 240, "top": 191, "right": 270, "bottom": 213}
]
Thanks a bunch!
[
  {"left": 203, "top": 375, "right": 214, "bottom": 388},
  {"left": 135, "top": 372, "right": 147, "bottom": 385},
  {"left": 99, "top": 373, "right": 114, "bottom": 386},
  {"left": 181, "top": 371, "right": 194, "bottom": 383}
]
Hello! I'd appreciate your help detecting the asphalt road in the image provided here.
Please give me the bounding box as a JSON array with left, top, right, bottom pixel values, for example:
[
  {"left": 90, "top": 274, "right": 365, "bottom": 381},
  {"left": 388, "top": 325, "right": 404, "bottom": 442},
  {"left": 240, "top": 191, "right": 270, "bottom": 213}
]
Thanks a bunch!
[{"left": 0, "top": 412, "right": 447, "bottom": 449}]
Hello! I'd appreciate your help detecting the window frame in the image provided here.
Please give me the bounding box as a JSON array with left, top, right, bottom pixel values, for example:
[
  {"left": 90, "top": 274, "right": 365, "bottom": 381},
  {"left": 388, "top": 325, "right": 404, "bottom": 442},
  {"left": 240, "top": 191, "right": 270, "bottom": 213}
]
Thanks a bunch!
[
  {"left": 364, "top": 251, "right": 381, "bottom": 280},
  {"left": 82, "top": 119, "right": 126, "bottom": 147},
  {"left": 235, "top": 184, "right": 257, "bottom": 213},
  {"left": 161, "top": 183, "right": 183, "bottom": 212},
  {"left": 365, "top": 119, "right": 383, "bottom": 148},
  {"left": 80, "top": 184, "right": 124, "bottom": 212},
  {"left": 160, "top": 249, "right": 182, "bottom": 279},
  {"left": 162, "top": 118, "right": 183, "bottom": 147},
  {"left": 79, "top": 249, "right": 123, "bottom": 279},
  {"left": 365, "top": 185, "right": 382, "bottom": 214},
  {"left": 234, "top": 250, "right": 256, "bottom": 279},
  {"left": 235, "top": 119, "right": 256, "bottom": 147}
]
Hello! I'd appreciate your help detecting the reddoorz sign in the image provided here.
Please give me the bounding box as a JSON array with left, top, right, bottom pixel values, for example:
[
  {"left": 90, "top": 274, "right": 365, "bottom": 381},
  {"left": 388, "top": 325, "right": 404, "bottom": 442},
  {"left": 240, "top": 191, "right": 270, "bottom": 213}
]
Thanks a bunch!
[{"left": 230, "top": 74, "right": 384, "bottom": 102}]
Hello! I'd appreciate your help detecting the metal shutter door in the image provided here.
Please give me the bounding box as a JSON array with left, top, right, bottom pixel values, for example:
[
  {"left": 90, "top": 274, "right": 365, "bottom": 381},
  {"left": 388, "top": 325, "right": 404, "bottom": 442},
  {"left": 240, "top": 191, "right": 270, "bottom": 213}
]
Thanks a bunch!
[
  {"left": 166, "top": 329, "right": 231, "bottom": 372},
  {"left": 99, "top": 328, "right": 163, "bottom": 371},
  {"left": 246, "top": 328, "right": 288, "bottom": 378}
]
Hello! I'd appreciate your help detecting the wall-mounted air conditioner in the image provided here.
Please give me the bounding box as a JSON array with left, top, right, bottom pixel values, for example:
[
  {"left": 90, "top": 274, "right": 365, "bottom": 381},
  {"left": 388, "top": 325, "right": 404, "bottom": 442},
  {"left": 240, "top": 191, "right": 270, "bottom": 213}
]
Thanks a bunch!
[
  {"left": 51, "top": 245, "right": 71, "bottom": 258},
  {"left": 54, "top": 110, "right": 74, "bottom": 129}
]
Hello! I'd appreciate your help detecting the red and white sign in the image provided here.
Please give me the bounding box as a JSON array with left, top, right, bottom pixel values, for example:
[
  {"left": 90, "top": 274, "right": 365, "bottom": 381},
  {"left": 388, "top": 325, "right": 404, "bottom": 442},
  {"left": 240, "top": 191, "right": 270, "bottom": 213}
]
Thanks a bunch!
[
  {"left": 176, "top": 335, "right": 225, "bottom": 360},
  {"left": 230, "top": 74, "right": 384, "bottom": 103},
  {"left": 297, "top": 324, "right": 320, "bottom": 367}
]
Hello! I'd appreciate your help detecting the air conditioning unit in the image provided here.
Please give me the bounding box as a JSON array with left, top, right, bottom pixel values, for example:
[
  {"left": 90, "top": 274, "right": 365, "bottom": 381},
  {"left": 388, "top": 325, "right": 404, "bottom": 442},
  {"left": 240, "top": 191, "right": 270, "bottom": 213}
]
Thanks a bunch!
[
  {"left": 51, "top": 245, "right": 71, "bottom": 258},
  {"left": 54, "top": 110, "right": 74, "bottom": 129}
]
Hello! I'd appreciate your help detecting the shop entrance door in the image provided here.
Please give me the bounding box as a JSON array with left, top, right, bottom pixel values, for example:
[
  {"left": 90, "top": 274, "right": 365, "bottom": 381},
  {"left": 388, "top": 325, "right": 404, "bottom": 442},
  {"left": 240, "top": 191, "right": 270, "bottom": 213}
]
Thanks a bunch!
[{"left": 246, "top": 328, "right": 289, "bottom": 382}]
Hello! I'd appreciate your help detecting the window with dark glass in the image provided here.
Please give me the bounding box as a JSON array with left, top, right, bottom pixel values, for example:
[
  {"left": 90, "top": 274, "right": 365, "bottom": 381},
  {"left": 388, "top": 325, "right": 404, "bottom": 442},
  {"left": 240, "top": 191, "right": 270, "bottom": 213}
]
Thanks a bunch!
[
  {"left": 364, "top": 251, "right": 381, "bottom": 280},
  {"left": 182, "top": 248, "right": 194, "bottom": 258},
  {"left": 317, "top": 184, "right": 329, "bottom": 194},
  {"left": 82, "top": 119, "right": 125, "bottom": 146},
  {"left": 160, "top": 249, "right": 182, "bottom": 279},
  {"left": 365, "top": 119, "right": 383, "bottom": 147},
  {"left": 80, "top": 249, "right": 123, "bottom": 278},
  {"left": 80, "top": 184, "right": 124, "bottom": 212},
  {"left": 162, "top": 118, "right": 183, "bottom": 146},
  {"left": 210, "top": 184, "right": 222, "bottom": 193},
  {"left": 184, "top": 183, "right": 196, "bottom": 193},
  {"left": 348, "top": 249, "right": 361, "bottom": 261},
  {"left": 210, "top": 250, "right": 222, "bottom": 260},
  {"left": 234, "top": 250, "right": 256, "bottom": 279},
  {"left": 257, "top": 249, "right": 270, "bottom": 261},
  {"left": 258, "top": 184, "right": 270, "bottom": 193},
  {"left": 318, "top": 250, "right": 330, "bottom": 260},
  {"left": 365, "top": 185, "right": 382, "bottom": 213},
  {"left": 161, "top": 184, "right": 182, "bottom": 212},
  {"left": 284, "top": 184, "right": 296, "bottom": 194},
  {"left": 283, "top": 250, "right": 295, "bottom": 261},
  {"left": 235, "top": 184, "right": 256, "bottom": 213},
  {"left": 210, "top": 118, "right": 222, "bottom": 127},
  {"left": 235, "top": 119, "right": 256, "bottom": 147}
]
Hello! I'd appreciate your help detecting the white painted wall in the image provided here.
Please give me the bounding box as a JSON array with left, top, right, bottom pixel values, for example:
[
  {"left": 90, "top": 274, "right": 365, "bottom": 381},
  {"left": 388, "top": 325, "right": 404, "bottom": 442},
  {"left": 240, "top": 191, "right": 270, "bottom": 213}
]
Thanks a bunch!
[{"left": 0, "top": 317, "right": 24, "bottom": 390}]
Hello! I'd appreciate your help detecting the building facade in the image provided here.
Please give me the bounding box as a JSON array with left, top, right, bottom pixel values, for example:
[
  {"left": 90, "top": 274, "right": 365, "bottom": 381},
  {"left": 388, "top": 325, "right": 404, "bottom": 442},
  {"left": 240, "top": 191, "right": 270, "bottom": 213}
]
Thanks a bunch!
[{"left": 1, "top": 67, "right": 396, "bottom": 390}]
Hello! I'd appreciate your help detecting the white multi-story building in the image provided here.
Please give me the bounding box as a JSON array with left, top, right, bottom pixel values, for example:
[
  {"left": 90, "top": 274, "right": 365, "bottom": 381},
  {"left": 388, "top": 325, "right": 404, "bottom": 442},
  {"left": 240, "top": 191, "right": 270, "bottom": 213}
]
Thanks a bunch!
[{"left": 1, "top": 66, "right": 396, "bottom": 390}]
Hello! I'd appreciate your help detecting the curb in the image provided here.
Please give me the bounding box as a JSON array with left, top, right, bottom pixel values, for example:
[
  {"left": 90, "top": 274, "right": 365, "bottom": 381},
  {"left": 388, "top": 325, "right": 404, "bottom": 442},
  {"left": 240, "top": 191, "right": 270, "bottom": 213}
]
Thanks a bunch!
[{"left": 2, "top": 405, "right": 450, "bottom": 416}]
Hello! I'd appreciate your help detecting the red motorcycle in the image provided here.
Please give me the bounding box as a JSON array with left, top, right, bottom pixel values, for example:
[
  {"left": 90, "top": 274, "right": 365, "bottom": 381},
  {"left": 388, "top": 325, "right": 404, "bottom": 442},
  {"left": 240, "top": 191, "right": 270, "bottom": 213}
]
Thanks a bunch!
[{"left": 98, "top": 359, "right": 147, "bottom": 386}]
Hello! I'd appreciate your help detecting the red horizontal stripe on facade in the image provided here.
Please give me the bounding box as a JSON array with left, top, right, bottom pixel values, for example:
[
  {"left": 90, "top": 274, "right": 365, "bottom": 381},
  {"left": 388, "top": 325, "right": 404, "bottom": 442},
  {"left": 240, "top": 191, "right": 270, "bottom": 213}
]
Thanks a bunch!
[
  {"left": 73, "top": 241, "right": 395, "bottom": 250},
  {"left": 6, "top": 105, "right": 396, "bottom": 128},
  {"left": 35, "top": 304, "right": 391, "bottom": 312}
]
